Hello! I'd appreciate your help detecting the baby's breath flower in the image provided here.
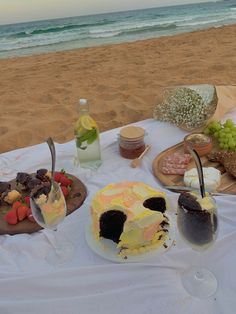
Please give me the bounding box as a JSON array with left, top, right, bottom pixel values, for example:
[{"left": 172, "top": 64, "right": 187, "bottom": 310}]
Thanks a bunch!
[{"left": 153, "top": 87, "right": 216, "bottom": 130}]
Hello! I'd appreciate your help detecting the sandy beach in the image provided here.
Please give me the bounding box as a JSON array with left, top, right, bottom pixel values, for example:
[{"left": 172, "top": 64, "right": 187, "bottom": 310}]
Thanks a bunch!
[{"left": 0, "top": 24, "right": 236, "bottom": 153}]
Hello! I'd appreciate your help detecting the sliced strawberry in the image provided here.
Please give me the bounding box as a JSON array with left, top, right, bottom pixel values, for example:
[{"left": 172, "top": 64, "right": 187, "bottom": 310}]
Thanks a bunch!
[
  {"left": 27, "top": 208, "right": 36, "bottom": 223},
  {"left": 12, "top": 201, "right": 22, "bottom": 212},
  {"left": 59, "top": 175, "right": 73, "bottom": 187},
  {"left": 4, "top": 209, "right": 18, "bottom": 225},
  {"left": 54, "top": 171, "right": 64, "bottom": 183},
  {"left": 17, "top": 205, "right": 29, "bottom": 221},
  {"left": 61, "top": 186, "right": 69, "bottom": 198},
  {"left": 24, "top": 196, "right": 30, "bottom": 206}
]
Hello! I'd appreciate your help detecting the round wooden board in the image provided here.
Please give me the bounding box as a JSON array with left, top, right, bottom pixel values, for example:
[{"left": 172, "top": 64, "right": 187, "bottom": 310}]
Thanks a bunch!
[
  {"left": 0, "top": 174, "right": 87, "bottom": 235},
  {"left": 152, "top": 142, "right": 236, "bottom": 194}
]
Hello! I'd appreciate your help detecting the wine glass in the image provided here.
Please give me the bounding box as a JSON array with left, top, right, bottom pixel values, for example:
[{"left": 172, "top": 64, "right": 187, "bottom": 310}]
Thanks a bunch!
[
  {"left": 177, "top": 145, "right": 218, "bottom": 298},
  {"left": 30, "top": 183, "right": 73, "bottom": 264},
  {"left": 30, "top": 138, "right": 73, "bottom": 264},
  {"left": 177, "top": 192, "right": 218, "bottom": 298}
]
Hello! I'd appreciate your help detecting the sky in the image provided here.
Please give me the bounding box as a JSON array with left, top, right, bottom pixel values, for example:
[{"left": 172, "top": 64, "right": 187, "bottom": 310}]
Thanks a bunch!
[{"left": 0, "top": 0, "right": 217, "bottom": 25}]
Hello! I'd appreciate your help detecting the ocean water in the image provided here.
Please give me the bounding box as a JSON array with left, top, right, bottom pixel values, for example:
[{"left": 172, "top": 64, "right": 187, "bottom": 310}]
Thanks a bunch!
[{"left": 0, "top": 1, "right": 236, "bottom": 59}]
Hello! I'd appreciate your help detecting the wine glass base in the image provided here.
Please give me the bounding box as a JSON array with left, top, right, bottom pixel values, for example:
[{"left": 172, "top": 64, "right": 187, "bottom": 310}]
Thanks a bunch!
[
  {"left": 45, "top": 238, "right": 74, "bottom": 265},
  {"left": 182, "top": 267, "right": 217, "bottom": 298}
]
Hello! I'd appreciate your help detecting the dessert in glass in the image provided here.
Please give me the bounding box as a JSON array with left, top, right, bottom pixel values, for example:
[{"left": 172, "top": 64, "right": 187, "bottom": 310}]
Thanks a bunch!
[
  {"left": 30, "top": 182, "right": 74, "bottom": 264},
  {"left": 177, "top": 191, "right": 218, "bottom": 298}
]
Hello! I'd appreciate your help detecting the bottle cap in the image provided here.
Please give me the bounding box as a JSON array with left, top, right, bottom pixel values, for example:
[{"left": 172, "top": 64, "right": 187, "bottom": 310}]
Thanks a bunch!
[{"left": 79, "top": 99, "right": 87, "bottom": 105}]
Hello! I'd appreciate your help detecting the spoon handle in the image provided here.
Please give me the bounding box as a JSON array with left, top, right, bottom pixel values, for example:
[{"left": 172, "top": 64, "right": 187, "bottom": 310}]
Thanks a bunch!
[
  {"left": 46, "top": 137, "right": 56, "bottom": 186},
  {"left": 187, "top": 146, "right": 205, "bottom": 198},
  {"left": 138, "top": 145, "right": 151, "bottom": 160}
]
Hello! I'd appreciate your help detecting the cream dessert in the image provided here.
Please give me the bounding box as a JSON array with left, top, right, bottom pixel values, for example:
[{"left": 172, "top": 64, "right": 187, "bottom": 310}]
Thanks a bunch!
[
  {"left": 90, "top": 181, "right": 170, "bottom": 256},
  {"left": 32, "top": 186, "right": 66, "bottom": 229}
]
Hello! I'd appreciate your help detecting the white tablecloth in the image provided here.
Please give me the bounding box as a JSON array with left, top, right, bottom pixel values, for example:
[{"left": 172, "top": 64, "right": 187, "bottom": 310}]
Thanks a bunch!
[{"left": 0, "top": 118, "right": 236, "bottom": 314}]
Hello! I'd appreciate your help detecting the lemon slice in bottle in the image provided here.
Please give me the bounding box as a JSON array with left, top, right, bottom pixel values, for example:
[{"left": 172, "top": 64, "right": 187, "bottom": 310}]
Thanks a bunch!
[{"left": 80, "top": 115, "right": 97, "bottom": 130}]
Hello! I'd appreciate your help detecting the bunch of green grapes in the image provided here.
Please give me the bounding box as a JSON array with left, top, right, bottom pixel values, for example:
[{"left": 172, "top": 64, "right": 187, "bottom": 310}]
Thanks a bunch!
[{"left": 204, "top": 118, "right": 236, "bottom": 151}]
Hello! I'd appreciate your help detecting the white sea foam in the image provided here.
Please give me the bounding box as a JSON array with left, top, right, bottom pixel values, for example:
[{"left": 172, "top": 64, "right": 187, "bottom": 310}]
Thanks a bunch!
[{"left": 89, "top": 31, "right": 121, "bottom": 38}]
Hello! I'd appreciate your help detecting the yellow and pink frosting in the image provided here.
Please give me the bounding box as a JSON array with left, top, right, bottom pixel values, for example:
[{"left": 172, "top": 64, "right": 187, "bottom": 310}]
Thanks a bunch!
[{"left": 90, "top": 181, "right": 169, "bottom": 256}]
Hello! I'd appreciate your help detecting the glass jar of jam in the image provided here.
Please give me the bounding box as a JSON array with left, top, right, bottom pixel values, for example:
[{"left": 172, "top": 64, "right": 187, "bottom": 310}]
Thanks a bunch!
[
  {"left": 184, "top": 133, "right": 213, "bottom": 157},
  {"left": 119, "top": 126, "right": 146, "bottom": 159}
]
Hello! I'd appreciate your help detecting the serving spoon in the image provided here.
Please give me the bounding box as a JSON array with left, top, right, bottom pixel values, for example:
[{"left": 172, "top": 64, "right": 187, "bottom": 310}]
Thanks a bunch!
[
  {"left": 130, "top": 145, "right": 151, "bottom": 168},
  {"left": 30, "top": 137, "right": 58, "bottom": 222},
  {"left": 187, "top": 146, "right": 205, "bottom": 198},
  {"left": 46, "top": 137, "right": 60, "bottom": 202},
  {"left": 46, "top": 137, "right": 56, "bottom": 188}
]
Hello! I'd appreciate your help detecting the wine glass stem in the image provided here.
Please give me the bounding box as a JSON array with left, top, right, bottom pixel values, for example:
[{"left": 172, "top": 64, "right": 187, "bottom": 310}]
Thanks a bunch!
[
  {"left": 43, "top": 229, "right": 74, "bottom": 264},
  {"left": 44, "top": 229, "right": 62, "bottom": 254},
  {"left": 195, "top": 270, "right": 204, "bottom": 280},
  {"left": 194, "top": 251, "right": 204, "bottom": 278}
]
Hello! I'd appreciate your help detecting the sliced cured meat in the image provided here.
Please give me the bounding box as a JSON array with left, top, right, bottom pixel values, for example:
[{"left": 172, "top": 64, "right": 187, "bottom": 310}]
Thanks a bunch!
[
  {"left": 163, "top": 153, "right": 191, "bottom": 165},
  {"left": 161, "top": 152, "right": 191, "bottom": 175},
  {"left": 162, "top": 167, "right": 186, "bottom": 175},
  {"left": 162, "top": 162, "right": 187, "bottom": 169}
]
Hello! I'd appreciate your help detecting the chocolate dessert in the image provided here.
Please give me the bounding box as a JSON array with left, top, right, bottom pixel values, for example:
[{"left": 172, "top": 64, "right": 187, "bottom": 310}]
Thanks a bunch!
[
  {"left": 99, "top": 210, "right": 127, "bottom": 243},
  {"left": 178, "top": 192, "right": 217, "bottom": 248},
  {"left": 0, "top": 181, "right": 11, "bottom": 194},
  {"left": 16, "top": 172, "right": 31, "bottom": 190},
  {"left": 0, "top": 181, "right": 11, "bottom": 205},
  {"left": 27, "top": 178, "right": 42, "bottom": 191},
  {"left": 143, "top": 197, "right": 166, "bottom": 213},
  {"left": 36, "top": 169, "right": 50, "bottom": 182}
]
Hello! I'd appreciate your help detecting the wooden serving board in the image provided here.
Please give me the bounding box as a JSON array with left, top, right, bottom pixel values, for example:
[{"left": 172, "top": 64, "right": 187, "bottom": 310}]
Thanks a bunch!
[
  {"left": 152, "top": 142, "right": 236, "bottom": 195},
  {"left": 0, "top": 174, "right": 87, "bottom": 235}
]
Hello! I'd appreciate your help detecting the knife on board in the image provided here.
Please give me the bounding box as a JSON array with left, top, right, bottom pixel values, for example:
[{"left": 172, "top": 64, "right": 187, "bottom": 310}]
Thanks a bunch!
[{"left": 163, "top": 185, "right": 235, "bottom": 196}]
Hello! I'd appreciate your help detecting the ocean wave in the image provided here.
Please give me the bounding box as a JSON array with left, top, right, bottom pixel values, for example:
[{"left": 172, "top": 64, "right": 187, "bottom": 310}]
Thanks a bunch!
[
  {"left": 88, "top": 23, "right": 178, "bottom": 39},
  {"left": 121, "top": 23, "right": 178, "bottom": 35},
  {"left": 0, "top": 30, "right": 84, "bottom": 52},
  {"left": 0, "top": 35, "right": 80, "bottom": 52},
  {"left": 11, "top": 19, "right": 115, "bottom": 38},
  {"left": 1, "top": 1, "right": 236, "bottom": 59},
  {"left": 177, "top": 15, "right": 234, "bottom": 27},
  {"left": 89, "top": 31, "right": 122, "bottom": 38}
]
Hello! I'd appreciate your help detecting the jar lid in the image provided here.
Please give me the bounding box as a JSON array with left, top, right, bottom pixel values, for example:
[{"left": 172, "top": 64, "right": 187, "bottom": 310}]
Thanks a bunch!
[{"left": 120, "top": 126, "right": 145, "bottom": 141}]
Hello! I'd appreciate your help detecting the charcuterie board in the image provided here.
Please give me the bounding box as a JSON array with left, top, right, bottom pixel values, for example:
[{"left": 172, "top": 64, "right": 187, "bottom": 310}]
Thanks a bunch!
[
  {"left": 0, "top": 173, "right": 87, "bottom": 235},
  {"left": 152, "top": 142, "right": 236, "bottom": 194}
]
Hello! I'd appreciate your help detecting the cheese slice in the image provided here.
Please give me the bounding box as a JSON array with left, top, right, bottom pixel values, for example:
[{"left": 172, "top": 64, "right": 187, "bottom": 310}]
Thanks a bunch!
[{"left": 184, "top": 167, "right": 221, "bottom": 192}]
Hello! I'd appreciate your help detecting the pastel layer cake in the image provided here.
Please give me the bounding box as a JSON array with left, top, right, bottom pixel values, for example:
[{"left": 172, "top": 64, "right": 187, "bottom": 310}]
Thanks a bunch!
[{"left": 90, "top": 181, "right": 170, "bottom": 256}]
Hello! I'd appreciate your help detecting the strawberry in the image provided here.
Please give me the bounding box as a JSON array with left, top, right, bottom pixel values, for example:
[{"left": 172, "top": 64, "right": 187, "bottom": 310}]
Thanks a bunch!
[
  {"left": 3, "top": 209, "right": 18, "bottom": 225},
  {"left": 12, "top": 201, "right": 22, "bottom": 212},
  {"left": 59, "top": 175, "right": 73, "bottom": 187},
  {"left": 24, "top": 196, "right": 30, "bottom": 206},
  {"left": 17, "top": 205, "right": 29, "bottom": 221},
  {"left": 54, "top": 171, "right": 63, "bottom": 183},
  {"left": 27, "top": 208, "right": 36, "bottom": 223},
  {"left": 61, "top": 186, "right": 69, "bottom": 198}
]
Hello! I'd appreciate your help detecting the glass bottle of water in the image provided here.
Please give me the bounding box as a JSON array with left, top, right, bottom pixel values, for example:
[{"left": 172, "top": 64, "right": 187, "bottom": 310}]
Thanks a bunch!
[{"left": 74, "top": 99, "right": 102, "bottom": 170}]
